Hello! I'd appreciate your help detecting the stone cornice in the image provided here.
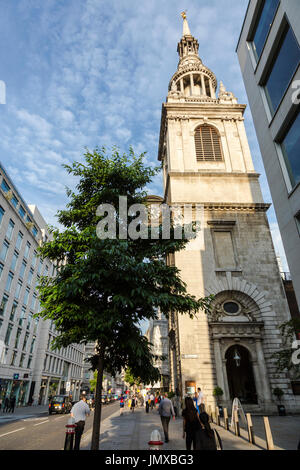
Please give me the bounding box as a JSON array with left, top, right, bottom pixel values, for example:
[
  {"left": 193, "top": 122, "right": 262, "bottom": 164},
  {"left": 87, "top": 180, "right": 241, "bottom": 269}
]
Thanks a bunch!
[{"left": 209, "top": 322, "right": 265, "bottom": 339}]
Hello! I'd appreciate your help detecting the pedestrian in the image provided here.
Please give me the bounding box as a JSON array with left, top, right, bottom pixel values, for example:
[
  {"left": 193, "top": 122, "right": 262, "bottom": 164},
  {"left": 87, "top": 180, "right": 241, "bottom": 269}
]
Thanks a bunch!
[
  {"left": 70, "top": 394, "right": 90, "bottom": 450},
  {"left": 119, "top": 395, "right": 125, "bottom": 416},
  {"left": 182, "top": 397, "right": 202, "bottom": 450},
  {"left": 9, "top": 396, "right": 16, "bottom": 413},
  {"left": 150, "top": 393, "right": 155, "bottom": 411},
  {"left": 158, "top": 392, "right": 175, "bottom": 443},
  {"left": 196, "top": 387, "right": 205, "bottom": 412},
  {"left": 198, "top": 409, "right": 217, "bottom": 450},
  {"left": 3, "top": 397, "right": 10, "bottom": 413},
  {"left": 130, "top": 396, "right": 136, "bottom": 412}
]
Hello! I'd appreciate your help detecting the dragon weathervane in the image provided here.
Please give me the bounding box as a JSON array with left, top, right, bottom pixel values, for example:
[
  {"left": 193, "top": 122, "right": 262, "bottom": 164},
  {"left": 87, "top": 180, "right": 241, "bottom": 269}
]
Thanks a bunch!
[{"left": 181, "top": 11, "right": 187, "bottom": 20}]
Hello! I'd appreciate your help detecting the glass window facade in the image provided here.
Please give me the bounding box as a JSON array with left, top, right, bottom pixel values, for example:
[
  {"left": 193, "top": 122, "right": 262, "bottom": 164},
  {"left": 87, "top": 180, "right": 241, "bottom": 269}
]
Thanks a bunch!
[
  {"left": 281, "top": 111, "right": 300, "bottom": 188},
  {"left": 252, "top": 0, "right": 280, "bottom": 59},
  {"left": 265, "top": 25, "right": 300, "bottom": 115}
]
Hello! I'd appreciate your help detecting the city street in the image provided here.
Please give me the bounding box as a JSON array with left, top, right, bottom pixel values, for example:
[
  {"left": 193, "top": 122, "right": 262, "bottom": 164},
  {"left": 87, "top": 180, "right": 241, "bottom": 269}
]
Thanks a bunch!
[{"left": 0, "top": 401, "right": 118, "bottom": 450}]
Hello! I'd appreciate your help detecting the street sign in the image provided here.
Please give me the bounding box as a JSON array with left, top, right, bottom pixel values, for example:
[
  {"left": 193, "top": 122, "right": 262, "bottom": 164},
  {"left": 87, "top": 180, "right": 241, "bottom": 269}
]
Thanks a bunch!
[
  {"left": 13, "top": 374, "right": 19, "bottom": 380},
  {"left": 66, "top": 381, "right": 71, "bottom": 392}
]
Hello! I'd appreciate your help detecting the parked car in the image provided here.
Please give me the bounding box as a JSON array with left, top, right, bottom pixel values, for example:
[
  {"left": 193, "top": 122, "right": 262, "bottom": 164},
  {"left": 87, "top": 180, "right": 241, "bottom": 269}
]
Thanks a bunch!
[{"left": 49, "top": 395, "right": 72, "bottom": 415}]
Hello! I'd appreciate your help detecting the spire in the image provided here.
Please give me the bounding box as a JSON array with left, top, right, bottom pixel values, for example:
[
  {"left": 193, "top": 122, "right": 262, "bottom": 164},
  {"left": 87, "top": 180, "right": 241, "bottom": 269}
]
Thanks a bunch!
[
  {"left": 177, "top": 12, "right": 200, "bottom": 65},
  {"left": 181, "top": 11, "right": 192, "bottom": 36}
]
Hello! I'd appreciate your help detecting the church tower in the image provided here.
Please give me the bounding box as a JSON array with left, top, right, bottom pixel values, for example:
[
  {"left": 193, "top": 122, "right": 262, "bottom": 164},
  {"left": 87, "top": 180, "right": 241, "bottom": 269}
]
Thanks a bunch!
[{"left": 158, "top": 14, "right": 299, "bottom": 414}]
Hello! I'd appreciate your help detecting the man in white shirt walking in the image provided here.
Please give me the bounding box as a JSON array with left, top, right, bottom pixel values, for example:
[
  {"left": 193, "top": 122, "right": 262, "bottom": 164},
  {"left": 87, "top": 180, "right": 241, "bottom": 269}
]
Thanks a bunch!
[
  {"left": 196, "top": 387, "right": 205, "bottom": 412},
  {"left": 70, "top": 394, "right": 91, "bottom": 450}
]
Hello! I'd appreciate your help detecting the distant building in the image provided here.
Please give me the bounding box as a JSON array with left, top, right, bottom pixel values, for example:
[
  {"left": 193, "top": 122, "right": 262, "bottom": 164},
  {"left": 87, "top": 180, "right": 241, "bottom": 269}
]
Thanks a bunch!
[
  {"left": 0, "top": 163, "right": 84, "bottom": 406},
  {"left": 236, "top": 0, "right": 300, "bottom": 310},
  {"left": 145, "top": 310, "right": 169, "bottom": 391}
]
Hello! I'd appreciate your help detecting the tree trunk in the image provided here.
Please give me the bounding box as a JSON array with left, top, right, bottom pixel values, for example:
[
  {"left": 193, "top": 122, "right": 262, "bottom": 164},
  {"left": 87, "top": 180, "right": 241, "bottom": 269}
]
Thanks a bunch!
[{"left": 90, "top": 345, "right": 105, "bottom": 450}]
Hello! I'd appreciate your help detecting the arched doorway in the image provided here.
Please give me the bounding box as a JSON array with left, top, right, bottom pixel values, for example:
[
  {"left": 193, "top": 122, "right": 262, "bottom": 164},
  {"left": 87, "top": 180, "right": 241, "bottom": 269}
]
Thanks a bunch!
[{"left": 225, "top": 345, "right": 258, "bottom": 404}]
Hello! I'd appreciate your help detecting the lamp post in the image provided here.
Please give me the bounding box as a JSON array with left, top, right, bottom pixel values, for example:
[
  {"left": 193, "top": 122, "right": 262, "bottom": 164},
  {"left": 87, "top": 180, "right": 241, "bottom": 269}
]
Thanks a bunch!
[{"left": 233, "top": 349, "right": 241, "bottom": 367}]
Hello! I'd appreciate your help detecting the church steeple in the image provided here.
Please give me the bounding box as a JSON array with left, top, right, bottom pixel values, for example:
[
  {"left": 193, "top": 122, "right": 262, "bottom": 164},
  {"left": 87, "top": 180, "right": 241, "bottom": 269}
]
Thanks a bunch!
[{"left": 168, "top": 13, "right": 217, "bottom": 101}]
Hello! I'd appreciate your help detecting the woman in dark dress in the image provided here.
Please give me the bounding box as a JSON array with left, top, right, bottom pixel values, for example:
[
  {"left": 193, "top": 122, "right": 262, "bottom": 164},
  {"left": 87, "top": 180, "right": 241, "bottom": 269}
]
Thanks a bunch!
[
  {"left": 182, "top": 397, "right": 202, "bottom": 450},
  {"left": 198, "top": 410, "right": 218, "bottom": 450}
]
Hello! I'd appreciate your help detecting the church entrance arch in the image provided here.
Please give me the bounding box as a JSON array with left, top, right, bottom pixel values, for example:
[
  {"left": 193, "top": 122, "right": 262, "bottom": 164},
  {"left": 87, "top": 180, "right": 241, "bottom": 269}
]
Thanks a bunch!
[{"left": 225, "top": 345, "right": 257, "bottom": 404}]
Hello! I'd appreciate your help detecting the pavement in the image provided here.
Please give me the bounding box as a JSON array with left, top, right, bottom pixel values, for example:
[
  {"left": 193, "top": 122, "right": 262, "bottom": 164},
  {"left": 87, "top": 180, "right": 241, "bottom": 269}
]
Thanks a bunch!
[
  {"left": 81, "top": 405, "right": 263, "bottom": 451},
  {"left": 1, "top": 403, "right": 299, "bottom": 451},
  {"left": 0, "top": 405, "right": 49, "bottom": 424}
]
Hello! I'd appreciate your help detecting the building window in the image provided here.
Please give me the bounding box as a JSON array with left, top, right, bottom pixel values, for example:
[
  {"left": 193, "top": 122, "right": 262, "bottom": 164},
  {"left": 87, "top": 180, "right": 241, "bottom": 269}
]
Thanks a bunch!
[
  {"left": 30, "top": 336, "right": 36, "bottom": 354},
  {"left": 15, "top": 231, "right": 23, "bottom": 251},
  {"left": 264, "top": 24, "right": 300, "bottom": 115},
  {"left": 23, "top": 287, "right": 30, "bottom": 306},
  {"left": 24, "top": 241, "right": 31, "bottom": 259},
  {"left": 4, "top": 323, "right": 13, "bottom": 345},
  {"left": 0, "top": 240, "right": 9, "bottom": 261},
  {"left": 10, "top": 351, "right": 17, "bottom": 366},
  {"left": 19, "top": 306, "right": 26, "bottom": 326},
  {"left": 10, "top": 251, "right": 19, "bottom": 271},
  {"left": 27, "top": 355, "right": 32, "bottom": 369},
  {"left": 32, "top": 226, "right": 38, "bottom": 237},
  {"left": 10, "top": 301, "right": 18, "bottom": 321},
  {"left": 6, "top": 219, "right": 15, "bottom": 241},
  {"left": 27, "top": 312, "right": 33, "bottom": 330},
  {"left": 1, "top": 179, "right": 10, "bottom": 193},
  {"left": 22, "top": 332, "right": 29, "bottom": 351},
  {"left": 27, "top": 268, "right": 34, "bottom": 286},
  {"left": 0, "top": 262, "right": 3, "bottom": 279},
  {"left": 295, "top": 212, "right": 300, "bottom": 235},
  {"left": 19, "top": 206, "right": 26, "bottom": 219},
  {"left": 279, "top": 111, "right": 300, "bottom": 189},
  {"left": 15, "top": 280, "right": 22, "bottom": 300},
  {"left": 194, "top": 125, "right": 223, "bottom": 161},
  {"left": 0, "top": 206, "right": 4, "bottom": 225},
  {"left": 19, "top": 353, "right": 26, "bottom": 368},
  {"left": 5, "top": 271, "right": 14, "bottom": 293},
  {"left": 11, "top": 194, "right": 18, "bottom": 208},
  {"left": 0, "top": 294, "right": 9, "bottom": 316},
  {"left": 252, "top": 0, "right": 280, "bottom": 60},
  {"left": 14, "top": 328, "right": 22, "bottom": 348},
  {"left": 19, "top": 260, "right": 27, "bottom": 279}
]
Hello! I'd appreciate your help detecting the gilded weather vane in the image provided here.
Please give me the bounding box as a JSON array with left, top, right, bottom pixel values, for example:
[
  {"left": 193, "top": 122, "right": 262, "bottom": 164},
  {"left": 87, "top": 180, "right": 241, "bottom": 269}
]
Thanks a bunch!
[{"left": 181, "top": 11, "right": 187, "bottom": 20}]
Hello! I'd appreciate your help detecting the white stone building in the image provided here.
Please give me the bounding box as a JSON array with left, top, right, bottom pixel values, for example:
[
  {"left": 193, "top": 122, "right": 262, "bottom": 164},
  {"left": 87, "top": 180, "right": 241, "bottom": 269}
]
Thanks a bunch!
[
  {"left": 156, "top": 15, "right": 300, "bottom": 414},
  {"left": 0, "top": 163, "right": 84, "bottom": 406}
]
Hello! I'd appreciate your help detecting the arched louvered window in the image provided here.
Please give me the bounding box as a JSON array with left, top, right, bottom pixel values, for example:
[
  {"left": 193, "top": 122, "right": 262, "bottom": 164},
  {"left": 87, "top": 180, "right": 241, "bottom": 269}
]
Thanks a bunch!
[{"left": 195, "top": 125, "right": 223, "bottom": 161}]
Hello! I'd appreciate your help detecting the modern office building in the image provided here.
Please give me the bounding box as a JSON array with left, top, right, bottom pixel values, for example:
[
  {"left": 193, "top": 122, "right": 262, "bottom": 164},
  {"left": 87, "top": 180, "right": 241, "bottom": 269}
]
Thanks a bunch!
[
  {"left": 0, "top": 163, "right": 84, "bottom": 406},
  {"left": 156, "top": 13, "right": 299, "bottom": 413},
  {"left": 236, "top": 0, "right": 300, "bottom": 310}
]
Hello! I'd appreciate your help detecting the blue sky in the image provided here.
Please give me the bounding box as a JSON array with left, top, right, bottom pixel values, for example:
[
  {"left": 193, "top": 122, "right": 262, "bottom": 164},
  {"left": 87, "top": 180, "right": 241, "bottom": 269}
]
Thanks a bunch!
[{"left": 0, "top": 0, "right": 289, "bottom": 270}]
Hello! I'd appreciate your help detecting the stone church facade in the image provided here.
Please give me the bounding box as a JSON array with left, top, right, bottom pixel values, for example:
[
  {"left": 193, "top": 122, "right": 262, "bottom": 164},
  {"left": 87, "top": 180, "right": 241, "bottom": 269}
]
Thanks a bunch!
[{"left": 156, "top": 16, "right": 300, "bottom": 414}]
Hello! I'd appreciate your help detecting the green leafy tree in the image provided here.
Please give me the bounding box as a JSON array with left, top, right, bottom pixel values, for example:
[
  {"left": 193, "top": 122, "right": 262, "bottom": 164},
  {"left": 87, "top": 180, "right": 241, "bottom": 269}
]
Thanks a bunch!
[
  {"left": 124, "top": 367, "right": 142, "bottom": 388},
  {"left": 37, "top": 146, "right": 212, "bottom": 450}
]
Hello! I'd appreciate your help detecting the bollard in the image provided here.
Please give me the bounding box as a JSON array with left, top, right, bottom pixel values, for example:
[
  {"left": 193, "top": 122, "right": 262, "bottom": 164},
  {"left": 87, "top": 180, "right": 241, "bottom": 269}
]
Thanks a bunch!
[
  {"left": 215, "top": 406, "right": 220, "bottom": 426},
  {"left": 234, "top": 409, "right": 240, "bottom": 437},
  {"left": 263, "top": 417, "right": 274, "bottom": 450},
  {"left": 223, "top": 407, "right": 229, "bottom": 431},
  {"left": 64, "top": 419, "right": 76, "bottom": 451},
  {"left": 246, "top": 413, "right": 255, "bottom": 445},
  {"left": 148, "top": 429, "right": 164, "bottom": 450}
]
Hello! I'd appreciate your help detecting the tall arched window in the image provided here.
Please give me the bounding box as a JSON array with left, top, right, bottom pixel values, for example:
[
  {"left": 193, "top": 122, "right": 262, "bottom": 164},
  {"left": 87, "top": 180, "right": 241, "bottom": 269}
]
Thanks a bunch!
[{"left": 194, "top": 124, "right": 223, "bottom": 161}]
